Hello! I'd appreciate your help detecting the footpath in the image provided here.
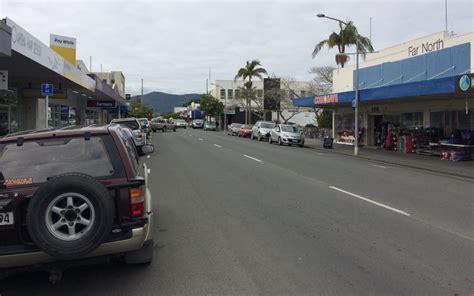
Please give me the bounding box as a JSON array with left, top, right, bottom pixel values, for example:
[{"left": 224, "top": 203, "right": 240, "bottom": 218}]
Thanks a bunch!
[{"left": 304, "top": 138, "right": 474, "bottom": 180}]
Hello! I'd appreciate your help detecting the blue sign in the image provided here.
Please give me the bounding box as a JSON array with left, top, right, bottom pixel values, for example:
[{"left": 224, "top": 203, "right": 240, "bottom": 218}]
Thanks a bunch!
[
  {"left": 41, "top": 83, "right": 54, "bottom": 96},
  {"left": 351, "top": 99, "right": 356, "bottom": 108}
]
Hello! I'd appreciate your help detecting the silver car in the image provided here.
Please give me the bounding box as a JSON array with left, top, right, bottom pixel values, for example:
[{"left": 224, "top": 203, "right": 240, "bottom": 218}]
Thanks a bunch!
[
  {"left": 251, "top": 121, "right": 275, "bottom": 141},
  {"left": 111, "top": 118, "right": 146, "bottom": 146},
  {"left": 269, "top": 124, "right": 305, "bottom": 147}
]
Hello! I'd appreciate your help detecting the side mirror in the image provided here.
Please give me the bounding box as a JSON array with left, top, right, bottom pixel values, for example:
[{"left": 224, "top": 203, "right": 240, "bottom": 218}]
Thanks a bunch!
[{"left": 137, "top": 144, "right": 155, "bottom": 156}]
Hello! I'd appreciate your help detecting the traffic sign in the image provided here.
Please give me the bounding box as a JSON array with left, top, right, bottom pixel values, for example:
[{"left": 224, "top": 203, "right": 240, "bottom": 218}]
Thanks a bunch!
[
  {"left": 41, "top": 83, "right": 54, "bottom": 96},
  {"left": 351, "top": 99, "right": 357, "bottom": 108},
  {"left": 0, "top": 70, "right": 7, "bottom": 90}
]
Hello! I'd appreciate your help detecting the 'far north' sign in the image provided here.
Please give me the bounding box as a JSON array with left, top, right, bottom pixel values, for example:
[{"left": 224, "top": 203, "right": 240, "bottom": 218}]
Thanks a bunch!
[{"left": 408, "top": 38, "right": 444, "bottom": 57}]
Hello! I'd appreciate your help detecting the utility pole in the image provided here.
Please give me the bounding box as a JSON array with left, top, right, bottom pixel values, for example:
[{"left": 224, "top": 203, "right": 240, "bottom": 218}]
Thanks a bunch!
[
  {"left": 445, "top": 0, "right": 448, "bottom": 33},
  {"left": 369, "top": 17, "right": 372, "bottom": 43},
  {"left": 89, "top": 56, "right": 92, "bottom": 72},
  {"left": 141, "top": 78, "right": 144, "bottom": 103}
]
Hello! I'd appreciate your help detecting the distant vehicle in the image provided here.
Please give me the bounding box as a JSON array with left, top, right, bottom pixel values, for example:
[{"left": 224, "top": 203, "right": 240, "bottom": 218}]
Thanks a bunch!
[
  {"left": 174, "top": 119, "right": 187, "bottom": 129},
  {"left": 251, "top": 121, "right": 275, "bottom": 141},
  {"left": 237, "top": 124, "right": 253, "bottom": 138},
  {"left": 138, "top": 118, "right": 151, "bottom": 138},
  {"left": 204, "top": 122, "right": 217, "bottom": 131},
  {"left": 227, "top": 123, "right": 242, "bottom": 136},
  {"left": 111, "top": 118, "right": 146, "bottom": 146},
  {"left": 269, "top": 124, "right": 304, "bottom": 147},
  {"left": 150, "top": 118, "right": 176, "bottom": 132},
  {"left": 191, "top": 119, "right": 204, "bottom": 129},
  {"left": 0, "top": 125, "right": 155, "bottom": 276}
]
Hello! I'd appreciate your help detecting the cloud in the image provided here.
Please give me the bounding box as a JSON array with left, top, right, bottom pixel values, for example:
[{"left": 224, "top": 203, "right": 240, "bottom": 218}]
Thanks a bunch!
[{"left": 2, "top": 0, "right": 473, "bottom": 95}]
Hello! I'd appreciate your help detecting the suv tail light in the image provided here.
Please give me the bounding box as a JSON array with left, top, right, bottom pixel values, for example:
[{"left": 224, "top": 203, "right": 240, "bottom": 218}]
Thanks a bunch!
[{"left": 130, "top": 187, "right": 145, "bottom": 217}]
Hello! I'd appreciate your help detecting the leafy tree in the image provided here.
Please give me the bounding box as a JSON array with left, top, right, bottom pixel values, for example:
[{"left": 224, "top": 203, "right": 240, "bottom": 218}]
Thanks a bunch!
[
  {"left": 130, "top": 100, "right": 154, "bottom": 119},
  {"left": 234, "top": 60, "right": 268, "bottom": 123},
  {"left": 308, "top": 66, "right": 335, "bottom": 95},
  {"left": 312, "top": 21, "right": 373, "bottom": 68},
  {"left": 315, "top": 108, "right": 332, "bottom": 128},
  {"left": 199, "top": 94, "right": 224, "bottom": 119}
]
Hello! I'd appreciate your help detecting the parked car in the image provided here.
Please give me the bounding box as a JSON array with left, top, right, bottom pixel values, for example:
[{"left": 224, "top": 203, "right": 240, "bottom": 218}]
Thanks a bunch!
[
  {"left": 174, "top": 119, "right": 187, "bottom": 129},
  {"left": 269, "top": 124, "right": 305, "bottom": 147},
  {"left": 251, "top": 121, "right": 275, "bottom": 141},
  {"left": 204, "top": 122, "right": 217, "bottom": 131},
  {"left": 150, "top": 118, "right": 176, "bottom": 132},
  {"left": 191, "top": 119, "right": 204, "bottom": 129},
  {"left": 0, "top": 125, "right": 155, "bottom": 278},
  {"left": 138, "top": 118, "right": 151, "bottom": 138},
  {"left": 111, "top": 118, "right": 146, "bottom": 146},
  {"left": 227, "top": 123, "right": 243, "bottom": 136},
  {"left": 238, "top": 124, "right": 253, "bottom": 138}
]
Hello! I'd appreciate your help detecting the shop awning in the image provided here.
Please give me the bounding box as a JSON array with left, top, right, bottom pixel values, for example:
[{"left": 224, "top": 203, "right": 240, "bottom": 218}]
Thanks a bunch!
[{"left": 293, "top": 75, "right": 459, "bottom": 108}]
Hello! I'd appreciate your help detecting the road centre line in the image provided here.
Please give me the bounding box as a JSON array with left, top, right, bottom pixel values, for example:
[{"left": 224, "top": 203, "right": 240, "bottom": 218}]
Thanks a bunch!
[
  {"left": 189, "top": 134, "right": 193, "bottom": 137},
  {"left": 213, "top": 144, "right": 222, "bottom": 148},
  {"left": 243, "top": 154, "right": 262, "bottom": 163},
  {"left": 198, "top": 138, "right": 204, "bottom": 141},
  {"left": 329, "top": 186, "right": 411, "bottom": 217},
  {"left": 316, "top": 152, "right": 326, "bottom": 156},
  {"left": 372, "top": 164, "right": 387, "bottom": 169}
]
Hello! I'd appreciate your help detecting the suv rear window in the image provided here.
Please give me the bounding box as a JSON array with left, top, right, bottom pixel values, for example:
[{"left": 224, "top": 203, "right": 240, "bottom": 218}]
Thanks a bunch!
[
  {"left": 0, "top": 137, "right": 114, "bottom": 184},
  {"left": 115, "top": 121, "right": 139, "bottom": 130}
]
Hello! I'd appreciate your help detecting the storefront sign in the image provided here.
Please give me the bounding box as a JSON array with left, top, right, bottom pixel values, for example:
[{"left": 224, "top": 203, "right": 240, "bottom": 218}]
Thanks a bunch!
[
  {"left": 87, "top": 100, "right": 116, "bottom": 108},
  {"left": 456, "top": 74, "right": 474, "bottom": 93},
  {"left": 50, "top": 34, "right": 76, "bottom": 65},
  {"left": 0, "top": 70, "right": 7, "bottom": 90},
  {"left": 408, "top": 38, "right": 444, "bottom": 57},
  {"left": 314, "top": 94, "right": 338, "bottom": 105}
]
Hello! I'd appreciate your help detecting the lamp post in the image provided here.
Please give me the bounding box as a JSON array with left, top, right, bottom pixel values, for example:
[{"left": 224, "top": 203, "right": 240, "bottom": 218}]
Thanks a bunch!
[
  {"left": 317, "top": 13, "right": 360, "bottom": 155},
  {"left": 211, "top": 82, "right": 227, "bottom": 131}
]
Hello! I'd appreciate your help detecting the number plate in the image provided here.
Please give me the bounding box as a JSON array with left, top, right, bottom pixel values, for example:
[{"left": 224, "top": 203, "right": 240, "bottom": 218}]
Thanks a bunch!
[
  {"left": 292, "top": 140, "right": 299, "bottom": 143},
  {"left": 0, "top": 212, "right": 14, "bottom": 226}
]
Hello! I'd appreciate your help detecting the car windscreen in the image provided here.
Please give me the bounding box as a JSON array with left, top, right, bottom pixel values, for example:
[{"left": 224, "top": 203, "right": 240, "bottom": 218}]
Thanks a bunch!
[
  {"left": 281, "top": 126, "right": 298, "bottom": 133},
  {"left": 0, "top": 137, "right": 115, "bottom": 184},
  {"left": 233, "top": 124, "right": 242, "bottom": 128},
  {"left": 261, "top": 123, "right": 274, "bottom": 128},
  {"left": 242, "top": 125, "right": 252, "bottom": 129},
  {"left": 115, "top": 121, "right": 139, "bottom": 130},
  {"left": 139, "top": 119, "right": 148, "bottom": 126}
]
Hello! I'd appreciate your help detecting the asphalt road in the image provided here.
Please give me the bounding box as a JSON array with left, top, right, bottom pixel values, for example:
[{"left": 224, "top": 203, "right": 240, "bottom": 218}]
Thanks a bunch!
[{"left": 1, "top": 128, "right": 473, "bottom": 295}]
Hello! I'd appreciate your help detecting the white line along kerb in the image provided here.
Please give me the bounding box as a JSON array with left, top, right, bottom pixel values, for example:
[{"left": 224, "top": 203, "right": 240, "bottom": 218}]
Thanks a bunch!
[
  {"left": 243, "top": 154, "right": 262, "bottom": 163},
  {"left": 372, "top": 164, "right": 387, "bottom": 169},
  {"left": 329, "top": 186, "right": 410, "bottom": 217},
  {"left": 213, "top": 144, "right": 222, "bottom": 148}
]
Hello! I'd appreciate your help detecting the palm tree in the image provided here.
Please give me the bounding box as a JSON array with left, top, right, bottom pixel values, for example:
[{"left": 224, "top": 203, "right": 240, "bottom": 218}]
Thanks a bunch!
[
  {"left": 235, "top": 60, "right": 268, "bottom": 123},
  {"left": 312, "top": 21, "right": 374, "bottom": 68}
]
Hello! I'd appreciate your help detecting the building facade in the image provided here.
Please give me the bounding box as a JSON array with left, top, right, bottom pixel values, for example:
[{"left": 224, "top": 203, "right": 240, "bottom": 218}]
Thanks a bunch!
[{"left": 294, "top": 31, "right": 473, "bottom": 160}]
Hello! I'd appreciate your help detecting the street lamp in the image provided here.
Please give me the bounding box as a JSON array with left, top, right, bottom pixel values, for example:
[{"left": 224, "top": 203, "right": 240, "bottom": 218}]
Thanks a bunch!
[
  {"left": 317, "top": 13, "right": 360, "bottom": 156},
  {"left": 211, "top": 82, "right": 227, "bottom": 131}
]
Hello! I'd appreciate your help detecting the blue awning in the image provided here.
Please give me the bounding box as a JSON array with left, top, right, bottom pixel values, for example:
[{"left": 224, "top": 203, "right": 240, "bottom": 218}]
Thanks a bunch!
[{"left": 293, "top": 75, "right": 457, "bottom": 107}]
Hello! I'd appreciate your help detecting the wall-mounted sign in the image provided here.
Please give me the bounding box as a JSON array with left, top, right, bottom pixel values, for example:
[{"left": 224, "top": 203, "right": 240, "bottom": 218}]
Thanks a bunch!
[
  {"left": 314, "top": 94, "right": 338, "bottom": 105},
  {"left": 0, "top": 70, "right": 7, "bottom": 90},
  {"left": 456, "top": 73, "right": 474, "bottom": 93},
  {"left": 408, "top": 38, "right": 444, "bottom": 57},
  {"left": 87, "top": 100, "right": 116, "bottom": 108}
]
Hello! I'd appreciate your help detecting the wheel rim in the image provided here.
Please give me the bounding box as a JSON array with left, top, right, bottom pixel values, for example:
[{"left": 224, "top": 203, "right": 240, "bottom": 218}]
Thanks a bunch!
[{"left": 45, "top": 192, "right": 96, "bottom": 241}]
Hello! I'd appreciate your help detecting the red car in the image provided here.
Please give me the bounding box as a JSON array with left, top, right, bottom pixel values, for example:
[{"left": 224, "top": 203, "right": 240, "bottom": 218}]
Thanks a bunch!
[{"left": 238, "top": 125, "right": 253, "bottom": 137}]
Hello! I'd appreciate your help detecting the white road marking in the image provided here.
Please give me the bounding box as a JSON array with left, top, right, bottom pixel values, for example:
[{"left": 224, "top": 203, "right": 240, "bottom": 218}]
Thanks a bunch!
[
  {"left": 189, "top": 134, "right": 193, "bottom": 137},
  {"left": 243, "top": 154, "right": 262, "bottom": 163},
  {"left": 198, "top": 138, "right": 204, "bottom": 141},
  {"left": 213, "top": 144, "right": 222, "bottom": 148},
  {"left": 329, "top": 186, "right": 411, "bottom": 217},
  {"left": 372, "top": 164, "right": 387, "bottom": 169},
  {"left": 316, "top": 152, "right": 326, "bottom": 156}
]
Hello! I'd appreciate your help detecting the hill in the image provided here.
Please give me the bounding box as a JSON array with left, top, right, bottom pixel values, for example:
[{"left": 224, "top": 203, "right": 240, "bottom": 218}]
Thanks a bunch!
[{"left": 132, "top": 92, "right": 202, "bottom": 114}]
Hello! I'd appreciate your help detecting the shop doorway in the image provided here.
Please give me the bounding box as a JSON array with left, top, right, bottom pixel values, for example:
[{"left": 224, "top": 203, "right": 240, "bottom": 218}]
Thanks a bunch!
[
  {"left": 0, "top": 105, "right": 8, "bottom": 136},
  {"left": 368, "top": 114, "right": 383, "bottom": 146}
]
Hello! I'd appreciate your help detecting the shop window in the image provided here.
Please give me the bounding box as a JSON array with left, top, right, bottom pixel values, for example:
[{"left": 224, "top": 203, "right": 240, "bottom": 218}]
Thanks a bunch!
[
  {"left": 430, "top": 110, "right": 474, "bottom": 138},
  {"left": 401, "top": 112, "right": 423, "bottom": 129},
  {"left": 49, "top": 104, "right": 70, "bottom": 128}
]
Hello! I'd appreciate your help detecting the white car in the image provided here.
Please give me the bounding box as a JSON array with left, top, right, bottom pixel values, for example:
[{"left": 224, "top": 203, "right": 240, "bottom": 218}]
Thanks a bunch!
[
  {"left": 269, "top": 124, "right": 304, "bottom": 147},
  {"left": 251, "top": 121, "right": 275, "bottom": 141},
  {"left": 111, "top": 118, "right": 146, "bottom": 146}
]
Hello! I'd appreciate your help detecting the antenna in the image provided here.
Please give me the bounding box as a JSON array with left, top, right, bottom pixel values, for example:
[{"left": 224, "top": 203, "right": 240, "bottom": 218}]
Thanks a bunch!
[{"left": 369, "top": 17, "right": 372, "bottom": 43}]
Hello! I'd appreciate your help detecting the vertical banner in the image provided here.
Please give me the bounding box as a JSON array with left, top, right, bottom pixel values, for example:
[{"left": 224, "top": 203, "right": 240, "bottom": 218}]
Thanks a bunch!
[{"left": 50, "top": 34, "right": 77, "bottom": 66}]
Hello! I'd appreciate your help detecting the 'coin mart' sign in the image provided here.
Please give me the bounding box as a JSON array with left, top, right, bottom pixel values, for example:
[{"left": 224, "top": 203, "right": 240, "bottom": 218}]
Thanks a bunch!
[{"left": 408, "top": 38, "right": 444, "bottom": 57}]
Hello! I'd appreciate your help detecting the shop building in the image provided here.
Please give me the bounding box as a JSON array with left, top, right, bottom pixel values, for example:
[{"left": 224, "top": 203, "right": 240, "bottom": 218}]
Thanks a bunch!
[
  {"left": 0, "top": 18, "right": 127, "bottom": 136},
  {"left": 294, "top": 31, "right": 474, "bottom": 160}
]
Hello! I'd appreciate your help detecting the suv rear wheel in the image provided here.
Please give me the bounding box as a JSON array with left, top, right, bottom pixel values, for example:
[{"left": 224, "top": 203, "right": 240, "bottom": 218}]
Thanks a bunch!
[{"left": 26, "top": 173, "right": 114, "bottom": 260}]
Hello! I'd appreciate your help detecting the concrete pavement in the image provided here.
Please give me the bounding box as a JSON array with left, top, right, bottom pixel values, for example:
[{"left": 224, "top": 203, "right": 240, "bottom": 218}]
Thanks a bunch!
[{"left": 1, "top": 128, "right": 472, "bottom": 295}]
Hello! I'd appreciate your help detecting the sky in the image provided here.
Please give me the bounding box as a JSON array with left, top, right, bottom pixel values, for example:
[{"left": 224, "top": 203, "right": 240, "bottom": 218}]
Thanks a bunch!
[{"left": 1, "top": 0, "right": 473, "bottom": 95}]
